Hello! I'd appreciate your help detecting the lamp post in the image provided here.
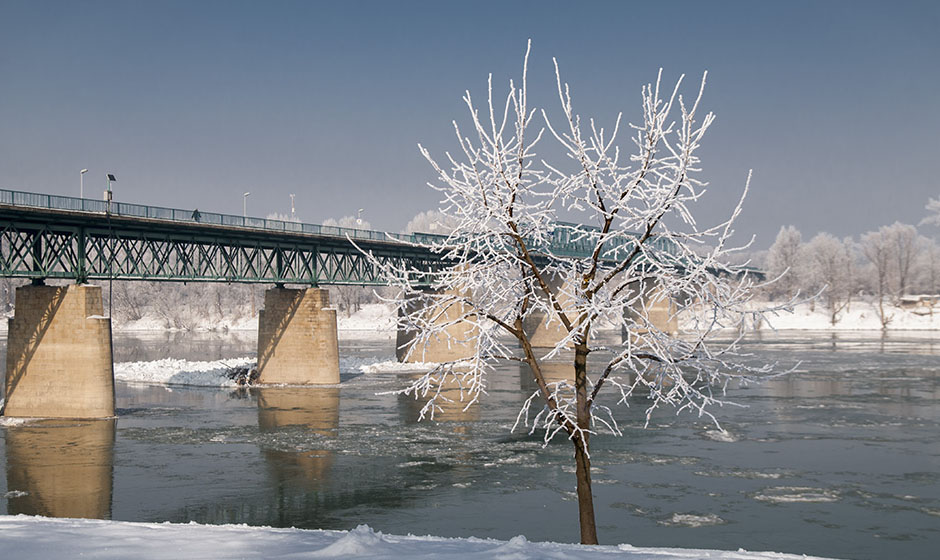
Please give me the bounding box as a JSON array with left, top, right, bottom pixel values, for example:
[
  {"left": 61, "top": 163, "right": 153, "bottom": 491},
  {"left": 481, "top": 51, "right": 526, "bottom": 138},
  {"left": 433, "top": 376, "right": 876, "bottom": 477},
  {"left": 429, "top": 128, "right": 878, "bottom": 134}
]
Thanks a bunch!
[
  {"left": 357, "top": 208, "right": 364, "bottom": 226},
  {"left": 80, "top": 169, "right": 88, "bottom": 199},
  {"left": 243, "top": 192, "right": 251, "bottom": 218},
  {"left": 106, "top": 174, "right": 116, "bottom": 212},
  {"left": 290, "top": 194, "right": 296, "bottom": 221}
]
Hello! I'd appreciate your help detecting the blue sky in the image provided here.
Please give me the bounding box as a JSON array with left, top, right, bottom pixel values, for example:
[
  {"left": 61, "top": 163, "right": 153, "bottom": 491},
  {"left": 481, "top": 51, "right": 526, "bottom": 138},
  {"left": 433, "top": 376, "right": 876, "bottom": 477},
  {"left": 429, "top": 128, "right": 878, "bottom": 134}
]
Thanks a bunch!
[{"left": 1, "top": 0, "right": 937, "bottom": 246}]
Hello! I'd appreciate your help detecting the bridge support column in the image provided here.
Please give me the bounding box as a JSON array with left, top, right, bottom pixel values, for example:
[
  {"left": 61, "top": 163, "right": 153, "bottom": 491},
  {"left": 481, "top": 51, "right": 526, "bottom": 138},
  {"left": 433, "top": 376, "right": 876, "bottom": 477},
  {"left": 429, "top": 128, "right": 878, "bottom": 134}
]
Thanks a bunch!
[
  {"left": 3, "top": 284, "right": 114, "bottom": 418},
  {"left": 257, "top": 287, "right": 340, "bottom": 385},
  {"left": 523, "top": 275, "right": 577, "bottom": 349},
  {"left": 622, "top": 280, "right": 678, "bottom": 339},
  {"left": 397, "top": 288, "right": 476, "bottom": 363}
]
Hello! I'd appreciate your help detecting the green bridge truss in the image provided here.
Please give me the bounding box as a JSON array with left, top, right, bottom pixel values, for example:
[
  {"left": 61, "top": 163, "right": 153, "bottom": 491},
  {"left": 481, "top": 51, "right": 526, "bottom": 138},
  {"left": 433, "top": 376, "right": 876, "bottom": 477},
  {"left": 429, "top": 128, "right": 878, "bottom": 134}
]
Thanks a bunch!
[
  {"left": 0, "top": 189, "right": 445, "bottom": 286},
  {"left": 0, "top": 189, "right": 745, "bottom": 286}
]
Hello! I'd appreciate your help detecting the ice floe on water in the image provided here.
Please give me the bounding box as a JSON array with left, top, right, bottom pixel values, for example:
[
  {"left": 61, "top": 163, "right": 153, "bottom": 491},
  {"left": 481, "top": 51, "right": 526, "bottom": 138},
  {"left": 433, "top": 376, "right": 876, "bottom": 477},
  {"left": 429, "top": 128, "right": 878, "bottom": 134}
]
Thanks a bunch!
[
  {"left": 751, "top": 487, "right": 840, "bottom": 504},
  {"left": 694, "top": 470, "right": 785, "bottom": 480},
  {"left": 0, "top": 416, "right": 38, "bottom": 427},
  {"left": 358, "top": 360, "right": 442, "bottom": 374},
  {"left": 700, "top": 429, "right": 738, "bottom": 443},
  {"left": 111, "top": 355, "right": 444, "bottom": 388},
  {"left": 114, "top": 358, "right": 256, "bottom": 387},
  {"left": 658, "top": 513, "right": 726, "bottom": 527}
]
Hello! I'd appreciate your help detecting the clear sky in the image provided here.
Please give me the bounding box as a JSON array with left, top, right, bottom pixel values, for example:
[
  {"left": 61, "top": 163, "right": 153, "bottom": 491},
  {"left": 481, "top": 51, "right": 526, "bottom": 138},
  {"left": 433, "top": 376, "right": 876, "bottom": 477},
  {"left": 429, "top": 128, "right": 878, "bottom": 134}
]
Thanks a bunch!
[{"left": 1, "top": 0, "right": 937, "bottom": 246}]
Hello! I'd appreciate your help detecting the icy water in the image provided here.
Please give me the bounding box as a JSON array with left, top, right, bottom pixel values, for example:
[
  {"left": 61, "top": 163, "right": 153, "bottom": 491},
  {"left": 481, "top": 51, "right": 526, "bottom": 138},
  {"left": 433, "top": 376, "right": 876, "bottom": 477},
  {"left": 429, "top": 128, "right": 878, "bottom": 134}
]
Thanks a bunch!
[{"left": 1, "top": 330, "right": 939, "bottom": 560}]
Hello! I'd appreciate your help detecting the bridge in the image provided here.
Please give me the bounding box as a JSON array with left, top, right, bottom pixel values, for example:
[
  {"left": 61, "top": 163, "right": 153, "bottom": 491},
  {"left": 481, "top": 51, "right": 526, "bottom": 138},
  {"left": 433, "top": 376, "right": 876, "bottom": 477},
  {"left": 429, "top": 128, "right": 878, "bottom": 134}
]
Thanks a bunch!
[
  {"left": 0, "top": 188, "right": 689, "bottom": 420},
  {"left": 0, "top": 189, "right": 677, "bottom": 285},
  {"left": 0, "top": 188, "right": 447, "bottom": 286}
]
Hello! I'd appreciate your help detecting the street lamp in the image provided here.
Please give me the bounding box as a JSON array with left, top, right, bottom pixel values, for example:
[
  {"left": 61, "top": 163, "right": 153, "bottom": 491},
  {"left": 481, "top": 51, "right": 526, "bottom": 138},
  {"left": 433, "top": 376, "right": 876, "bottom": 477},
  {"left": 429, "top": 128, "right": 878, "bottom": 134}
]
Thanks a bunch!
[
  {"left": 106, "top": 173, "right": 116, "bottom": 212},
  {"left": 357, "top": 208, "right": 364, "bottom": 226},
  {"left": 80, "top": 169, "right": 88, "bottom": 199},
  {"left": 290, "top": 194, "right": 296, "bottom": 221},
  {"left": 243, "top": 192, "right": 251, "bottom": 218}
]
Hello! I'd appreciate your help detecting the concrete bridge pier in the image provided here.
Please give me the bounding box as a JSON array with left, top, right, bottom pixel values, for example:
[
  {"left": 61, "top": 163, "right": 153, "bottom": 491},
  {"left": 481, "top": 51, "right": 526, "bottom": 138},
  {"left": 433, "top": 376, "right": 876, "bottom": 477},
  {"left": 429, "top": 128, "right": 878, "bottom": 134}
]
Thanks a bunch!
[
  {"left": 521, "top": 276, "right": 679, "bottom": 349},
  {"left": 3, "top": 283, "right": 115, "bottom": 419},
  {"left": 256, "top": 287, "right": 340, "bottom": 384},
  {"left": 622, "top": 280, "right": 679, "bottom": 339},
  {"left": 523, "top": 274, "right": 578, "bottom": 349},
  {"left": 397, "top": 288, "right": 477, "bottom": 363}
]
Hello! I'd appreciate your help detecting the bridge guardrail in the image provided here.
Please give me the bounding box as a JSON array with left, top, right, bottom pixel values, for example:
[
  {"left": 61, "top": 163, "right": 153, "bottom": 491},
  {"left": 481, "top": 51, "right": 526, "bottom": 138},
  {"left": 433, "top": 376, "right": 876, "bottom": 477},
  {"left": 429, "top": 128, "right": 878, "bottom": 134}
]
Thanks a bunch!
[
  {"left": 0, "top": 188, "right": 445, "bottom": 247},
  {"left": 0, "top": 188, "right": 700, "bottom": 264}
]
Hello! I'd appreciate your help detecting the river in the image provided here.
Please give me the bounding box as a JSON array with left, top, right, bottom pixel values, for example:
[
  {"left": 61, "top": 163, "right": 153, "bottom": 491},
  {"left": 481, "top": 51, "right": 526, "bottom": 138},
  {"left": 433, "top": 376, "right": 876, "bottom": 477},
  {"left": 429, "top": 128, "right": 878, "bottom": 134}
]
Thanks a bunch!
[{"left": 1, "top": 330, "right": 938, "bottom": 559}]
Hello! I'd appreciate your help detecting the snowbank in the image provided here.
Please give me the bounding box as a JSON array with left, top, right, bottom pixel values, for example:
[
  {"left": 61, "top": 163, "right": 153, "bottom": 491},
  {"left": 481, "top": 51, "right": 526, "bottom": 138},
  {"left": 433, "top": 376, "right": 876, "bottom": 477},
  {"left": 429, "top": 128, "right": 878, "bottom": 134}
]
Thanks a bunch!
[
  {"left": 337, "top": 303, "right": 397, "bottom": 331},
  {"left": 113, "top": 356, "right": 439, "bottom": 388},
  {"left": 0, "top": 516, "right": 836, "bottom": 560},
  {"left": 743, "top": 301, "right": 939, "bottom": 331}
]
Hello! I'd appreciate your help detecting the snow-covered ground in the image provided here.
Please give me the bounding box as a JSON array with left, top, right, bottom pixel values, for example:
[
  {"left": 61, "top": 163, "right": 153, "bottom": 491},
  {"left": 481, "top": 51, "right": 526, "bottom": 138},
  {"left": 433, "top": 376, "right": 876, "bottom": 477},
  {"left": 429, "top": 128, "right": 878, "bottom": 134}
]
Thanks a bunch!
[
  {"left": 341, "top": 301, "right": 940, "bottom": 332},
  {"left": 755, "top": 301, "right": 939, "bottom": 330},
  {"left": 0, "top": 517, "right": 836, "bottom": 559},
  {"left": 1, "top": 299, "right": 937, "bottom": 333}
]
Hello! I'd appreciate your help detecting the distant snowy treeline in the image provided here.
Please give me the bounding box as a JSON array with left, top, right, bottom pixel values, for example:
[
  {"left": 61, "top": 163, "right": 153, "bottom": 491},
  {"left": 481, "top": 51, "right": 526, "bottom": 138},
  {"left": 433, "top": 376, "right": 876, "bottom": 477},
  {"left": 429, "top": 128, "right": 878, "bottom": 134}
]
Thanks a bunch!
[{"left": 763, "top": 220, "right": 939, "bottom": 327}]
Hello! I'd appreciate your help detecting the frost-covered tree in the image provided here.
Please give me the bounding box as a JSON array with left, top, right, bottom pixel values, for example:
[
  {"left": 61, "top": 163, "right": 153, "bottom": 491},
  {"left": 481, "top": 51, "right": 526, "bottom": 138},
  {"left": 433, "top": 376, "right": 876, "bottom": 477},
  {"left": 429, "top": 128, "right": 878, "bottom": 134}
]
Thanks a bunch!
[
  {"left": 918, "top": 237, "right": 940, "bottom": 295},
  {"left": 403, "top": 209, "right": 459, "bottom": 235},
  {"left": 861, "top": 227, "right": 893, "bottom": 328},
  {"left": 358, "top": 45, "right": 782, "bottom": 544},
  {"left": 922, "top": 195, "right": 940, "bottom": 227},
  {"left": 842, "top": 236, "right": 861, "bottom": 312},
  {"left": 323, "top": 215, "right": 372, "bottom": 230},
  {"left": 266, "top": 212, "right": 301, "bottom": 223},
  {"left": 766, "top": 225, "right": 804, "bottom": 299},
  {"left": 804, "top": 233, "right": 850, "bottom": 325},
  {"left": 885, "top": 222, "right": 918, "bottom": 299}
]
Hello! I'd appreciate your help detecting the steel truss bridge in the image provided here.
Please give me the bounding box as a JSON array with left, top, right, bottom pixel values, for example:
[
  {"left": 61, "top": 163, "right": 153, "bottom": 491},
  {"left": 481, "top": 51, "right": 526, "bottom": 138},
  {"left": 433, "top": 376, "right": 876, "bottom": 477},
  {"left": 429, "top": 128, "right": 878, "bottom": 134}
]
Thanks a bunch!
[
  {"left": 0, "top": 189, "right": 695, "bottom": 287},
  {"left": 0, "top": 189, "right": 450, "bottom": 286}
]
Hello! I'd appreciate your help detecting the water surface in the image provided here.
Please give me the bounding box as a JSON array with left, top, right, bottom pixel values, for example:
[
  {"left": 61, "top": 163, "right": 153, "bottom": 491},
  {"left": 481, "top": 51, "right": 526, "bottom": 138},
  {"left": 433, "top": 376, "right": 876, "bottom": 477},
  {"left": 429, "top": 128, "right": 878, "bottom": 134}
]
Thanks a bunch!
[{"left": 1, "top": 330, "right": 938, "bottom": 560}]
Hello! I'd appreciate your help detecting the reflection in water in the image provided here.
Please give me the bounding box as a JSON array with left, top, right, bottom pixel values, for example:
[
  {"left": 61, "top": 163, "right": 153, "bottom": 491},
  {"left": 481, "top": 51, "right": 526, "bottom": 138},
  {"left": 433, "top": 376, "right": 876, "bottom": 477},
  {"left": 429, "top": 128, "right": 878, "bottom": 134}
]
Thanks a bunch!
[
  {"left": 256, "top": 387, "right": 339, "bottom": 488},
  {"left": 5, "top": 419, "right": 115, "bottom": 519},
  {"left": 519, "top": 361, "right": 573, "bottom": 392},
  {"left": 397, "top": 374, "right": 481, "bottom": 427}
]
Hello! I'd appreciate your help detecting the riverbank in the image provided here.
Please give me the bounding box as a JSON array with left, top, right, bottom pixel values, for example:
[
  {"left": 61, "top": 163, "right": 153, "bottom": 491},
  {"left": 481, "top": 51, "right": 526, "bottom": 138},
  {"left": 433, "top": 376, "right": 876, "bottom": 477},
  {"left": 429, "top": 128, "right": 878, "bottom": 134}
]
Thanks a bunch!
[
  {"left": 0, "top": 299, "right": 936, "bottom": 334},
  {"left": 0, "top": 516, "right": 837, "bottom": 559}
]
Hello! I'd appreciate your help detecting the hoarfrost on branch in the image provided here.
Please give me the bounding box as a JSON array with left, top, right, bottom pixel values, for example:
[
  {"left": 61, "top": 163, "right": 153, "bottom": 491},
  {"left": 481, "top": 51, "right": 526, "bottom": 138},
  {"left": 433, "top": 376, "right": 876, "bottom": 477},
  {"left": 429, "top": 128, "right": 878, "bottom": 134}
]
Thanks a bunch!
[{"left": 353, "top": 42, "right": 789, "bottom": 543}]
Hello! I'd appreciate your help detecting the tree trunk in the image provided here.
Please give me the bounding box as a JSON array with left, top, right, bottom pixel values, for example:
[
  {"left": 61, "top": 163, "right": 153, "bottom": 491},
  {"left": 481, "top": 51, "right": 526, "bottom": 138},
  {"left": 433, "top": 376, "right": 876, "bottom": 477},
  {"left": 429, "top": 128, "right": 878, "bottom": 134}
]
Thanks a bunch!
[
  {"left": 573, "top": 436, "right": 598, "bottom": 544},
  {"left": 573, "top": 342, "right": 598, "bottom": 544}
]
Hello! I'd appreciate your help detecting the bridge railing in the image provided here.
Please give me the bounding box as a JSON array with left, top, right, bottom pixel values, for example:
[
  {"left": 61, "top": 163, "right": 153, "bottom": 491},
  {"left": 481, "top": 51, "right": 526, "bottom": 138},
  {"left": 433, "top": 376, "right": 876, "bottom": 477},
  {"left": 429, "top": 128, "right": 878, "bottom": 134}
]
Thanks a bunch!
[
  {"left": 0, "top": 187, "right": 445, "bottom": 246},
  {"left": 0, "top": 188, "right": 693, "bottom": 264}
]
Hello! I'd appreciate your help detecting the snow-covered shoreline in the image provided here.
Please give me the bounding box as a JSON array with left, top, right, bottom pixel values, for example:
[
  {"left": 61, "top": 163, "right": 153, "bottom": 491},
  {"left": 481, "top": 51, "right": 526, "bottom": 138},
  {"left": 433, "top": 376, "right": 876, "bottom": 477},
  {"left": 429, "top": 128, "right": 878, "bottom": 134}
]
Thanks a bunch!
[
  {"left": 1, "top": 300, "right": 937, "bottom": 335},
  {"left": 0, "top": 516, "right": 837, "bottom": 559},
  {"left": 754, "top": 301, "right": 939, "bottom": 331},
  {"left": 109, "top": 301, "right": 940, "bottom": 333}
]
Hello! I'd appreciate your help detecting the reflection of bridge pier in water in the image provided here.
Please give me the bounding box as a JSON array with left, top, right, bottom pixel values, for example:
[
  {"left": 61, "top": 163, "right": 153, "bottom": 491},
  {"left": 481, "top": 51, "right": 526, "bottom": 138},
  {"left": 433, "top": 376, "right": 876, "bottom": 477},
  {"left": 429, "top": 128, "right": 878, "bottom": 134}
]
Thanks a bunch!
[
  {"left": 397, "top": 373, "right": 481, "bottom": 428},
  {"left": 5, "top": 418, "right": 115, "bottom": 519},
  {"left": 255, "top": 387, "right": 340, "bottom": 489}
]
